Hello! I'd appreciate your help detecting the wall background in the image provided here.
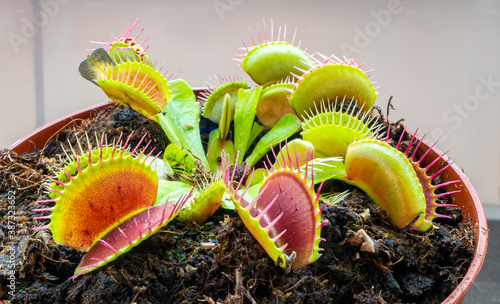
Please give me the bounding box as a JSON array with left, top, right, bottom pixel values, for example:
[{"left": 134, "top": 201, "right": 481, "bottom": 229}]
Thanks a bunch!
[{"left": 1, "top": 0, "right": 499, "bottom": 206}]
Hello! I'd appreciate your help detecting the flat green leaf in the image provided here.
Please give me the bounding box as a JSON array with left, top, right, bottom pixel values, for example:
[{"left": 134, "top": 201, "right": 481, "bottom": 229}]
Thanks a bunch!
[
  {"left": 208, "top": 129, "right": 219, "bottom": 149},
  {"left": 155, "top": 79, "right": 209, "bottom": 170},
  {"left": 154, "top": 180, "right": 193, "bottom": 206},
  {"left": 245, "top": 113, "right": 302, "bottom": 167},
  {"left": 247, "top": 122, "right": 265, "bottom": 151},
  {"left": 144, "top": 156, "right": 174, "bottom": 181},
  {"left": 207, "top": 138, "right": 235, "bottom": 173},
  {"left": 273, "top": 139, "right": 313, "bottom": 170},
  {"left": 220, "top": 198, "right": 235, "bottom": 210},
  {"left": 219, "top": 93, "right": 232, "bottom": 140},
  {"left": 234, "top": 87, "right": 262, "bottom": 163},
  {"left": 237, "top": 182, "right": 262, "bottom": 204},
  {"left": 304, "top": 159, "right": 346, "bottom": 185},
  {"left": 163, "top": 143, "right": 196, "bottom": 174}
]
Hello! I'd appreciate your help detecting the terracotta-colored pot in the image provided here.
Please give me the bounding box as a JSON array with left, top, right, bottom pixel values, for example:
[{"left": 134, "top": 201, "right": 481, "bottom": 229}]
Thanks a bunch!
[
  {"left": 8, "top": 102, "right": 116, "bottom": 154},
  {"left": 7, "top": 97, "right": 487, "bottom": 304},
  {"left": 414, "top": 135, "right": 488, "bottom": 304}
]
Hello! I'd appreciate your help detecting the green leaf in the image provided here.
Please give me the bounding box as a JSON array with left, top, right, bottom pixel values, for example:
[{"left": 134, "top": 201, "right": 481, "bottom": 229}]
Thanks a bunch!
[
  {"left": 219, "top": 93, "right": 232, "bottom": 140},
  {"left": 163, "top": 143, "right": 196, "bottom": 174},
  {"left": 145, "top": 156, "right": 174, "bottom": 181},
  {"left": 207, "top": 138, "right": 235, "bottom": 173},
  {"left": 208, "top": 129, "right": 219, "bottom": 148},
  {"left": 245, "top": 113, "right": 302, "bottom": 167},
  {"left": 178, "top": 180, "right": 226, "bottom": 224},
  {"left": 220, "top": 198, "right": 235, "bottom": 210},
  {"left": 234, "top": 87, "right": 262, "bottom": 163},
  {"left": 247, "top": 122, "right": 265, "bottom": 151},
  {"left": 155, "top": 180, "right": 194, "bottom": 206},
  {"left": 155, "top": 79, "right": 209, "bottom": 170},
  {"left": 270, "top": 138, "right": 345, "bottom": 184},
  {"left": 305, "top": 159, "right": 346, "bottom": 185},
  {"left": 273, "top": 139, "right": 314, "bottom": 170}
]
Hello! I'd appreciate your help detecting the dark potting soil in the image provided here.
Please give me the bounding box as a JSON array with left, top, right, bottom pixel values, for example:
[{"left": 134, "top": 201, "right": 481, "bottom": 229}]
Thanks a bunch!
[{"left": 0, "top": 105, "right": 475, "bottom": 304}]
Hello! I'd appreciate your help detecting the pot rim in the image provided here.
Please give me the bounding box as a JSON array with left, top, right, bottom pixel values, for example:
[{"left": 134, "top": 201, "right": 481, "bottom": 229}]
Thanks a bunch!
[
  {"left": 418, "top": 136, "right": 488, "bottom": 304},
  {"left": 7, "top": 100, "right": 488, "bottom": 304}
]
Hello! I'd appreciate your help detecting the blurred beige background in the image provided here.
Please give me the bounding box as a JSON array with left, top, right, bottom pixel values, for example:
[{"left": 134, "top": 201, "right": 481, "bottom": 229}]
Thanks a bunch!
[{"left": 1, "top": 0, "right": 499, "bottom": 207}]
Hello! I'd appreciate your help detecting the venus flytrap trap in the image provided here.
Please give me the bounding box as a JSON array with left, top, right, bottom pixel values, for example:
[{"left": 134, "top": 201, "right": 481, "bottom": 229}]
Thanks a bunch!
[
  {"left": 79, "top": 19, "right": 209, "bottom": 170},
  {"left": 176, "top": 177, "right": 226, "bottom": 225},
  {"left": 300, "top": 100, "right": 382, "bottom": 158},
  {"left": 308, "top": 123, "right": 459, "bottom": 231},
  {"left": 79, "top": 48, "right": 172, "bottom": 119},
  {"left": 35, "top": 133, "right": 161, "bottom": 251},
  {"left": 221, "top": 147, "right": 329, "bottom": 271},
  {"left": 71, "top": 191, "right": 192, "bottom": 279},
  {"left": 288, "top": 54, "right": 378, "bottom": 117},
  {"left": 235, "top": 19, "right": 314, "bottom": 86},
  {"left": 89, "top": 18, "right": 152, "bottom": 65},
  {"left": 342, "top": 137, "right": 432, "bottom": 230},
  {"left": 200, "top": 75, "right": 249, "bottom": 124},
  {"left": 255, "top": 81, "right": 296, "bottom": 128},
  {"left": 33, "top": 18, "right": 464, "bottom": 284},
  {"left": 34, "top": 132, "right": 195, "bottom": 277}
]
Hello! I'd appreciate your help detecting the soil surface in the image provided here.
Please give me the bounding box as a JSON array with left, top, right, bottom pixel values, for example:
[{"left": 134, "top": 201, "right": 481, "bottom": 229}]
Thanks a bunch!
[{"left": 0, "top": 105, "right": 475, "bottom": 304}]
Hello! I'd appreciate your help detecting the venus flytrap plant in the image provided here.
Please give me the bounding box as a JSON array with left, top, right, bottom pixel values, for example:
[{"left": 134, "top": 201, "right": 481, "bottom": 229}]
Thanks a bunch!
[
  {"left": 277, "top": 46, "right": 457, "bottom": 231},
  {"left": 225, "top": 83, "right": 302, "bottom": 168},
  {"left": 34, "top": 19, "right": 466, "bottom": 283},
  {"left": 289, "top": 97, "right": 458, "bottom": 231},
  {"left": 79, "top": 21, "right": 209, "bottom": 170},
  {"left": 202, "top": 21, "right": 314, "bottom": 168}
]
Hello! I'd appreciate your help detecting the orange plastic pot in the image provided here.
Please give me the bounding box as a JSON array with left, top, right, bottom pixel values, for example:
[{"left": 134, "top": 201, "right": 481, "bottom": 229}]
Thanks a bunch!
[
  {"left": 8, "top": 102, "right": 116, "bottom": 154},
  {"left": 414, "top": 134, "right": 488, "bottom": 304},
  {"left": 7, "top": 97, "right": 487, "bottom": 304}
]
